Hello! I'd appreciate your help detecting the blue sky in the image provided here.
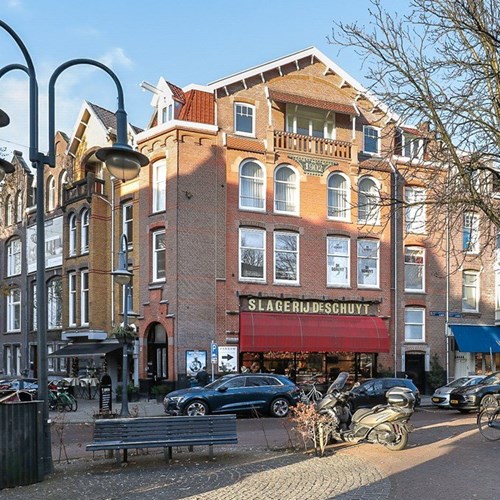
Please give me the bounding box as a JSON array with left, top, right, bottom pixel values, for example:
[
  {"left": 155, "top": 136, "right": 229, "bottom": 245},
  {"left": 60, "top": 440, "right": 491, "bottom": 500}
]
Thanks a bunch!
[{"left": 0, "top": 0, "right": 407, "bottom": 159}]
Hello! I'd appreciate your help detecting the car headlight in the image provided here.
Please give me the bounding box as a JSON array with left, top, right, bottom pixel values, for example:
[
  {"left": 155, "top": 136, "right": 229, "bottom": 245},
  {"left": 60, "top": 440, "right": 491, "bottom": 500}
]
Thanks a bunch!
[
  {"left": 466, "top": 387, "right": 482, "bottom": 394},
  {"left": 167, "top": 396, "right": 185, "bottom": 403}
]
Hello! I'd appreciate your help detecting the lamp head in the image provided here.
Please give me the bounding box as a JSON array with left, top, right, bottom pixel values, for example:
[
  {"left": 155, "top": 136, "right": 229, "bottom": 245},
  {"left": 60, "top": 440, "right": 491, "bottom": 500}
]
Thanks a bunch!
[
  {"left": 0, "top": 158, "right": 15, "bottom": 183},
  {"left": 112, "top": 268, "right": 133, "bottom": 285},
  {"left": 96, "top": 144, "right": 148, "bottom": 182},
  {"left": 0, "top": 108, "right": 10, "bottom": 128}
]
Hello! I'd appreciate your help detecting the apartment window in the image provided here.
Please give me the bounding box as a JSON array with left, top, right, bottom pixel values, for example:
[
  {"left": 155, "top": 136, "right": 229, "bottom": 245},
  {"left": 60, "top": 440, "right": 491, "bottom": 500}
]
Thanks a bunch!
[
  {"left": 363, "top": 126, "right": 380, "bottom": 155},
  {"left": 404, "top": 247, "right": 425, "bottom": 292},
  {"left": 3, "top": 345, "right": 21, "bottom": 376},
  {"left": 68, "top": 213, "right": 77, "bottom": 256},
  {"left": 274, "top": 165, "right": 298, "bottom": 215},
  {"left": 81, "top": 208, "right": 89, "bottom": 254},
  {"left": 239, "top": 228, "right": 265, "bottom": 281},
  {"left": 327, "top": 173, "right": 349, "bottom": 220},
  {"left": 358, "top": 177, "right": 380, "bottom": 225},
  {"left": 404, "top": 307, "right": 425, "bottom": 342},
  {"left": 286, "top": 104, "right": 335, "bottom": 139},
  {"left": 122, "top": 202, "right": 133, "bottom": 244},
  {"left": 274, "top": 232, "right": 299, "bottom": 283},
  {"left": 47, "top": 176, "right": 56, "bottom": 211},
  {"left": 396, "top": 130, "right": 424, "bottom": 160},
  {"left": 327, "top": 236, "right": 350, "bottom": 287},
  {"left": 357, "top": 239, "right": 379, "bottom": 287},
  {"left": 60, "top": 170, "right": 68, "bottom": 205},
  {"left": 80, "top": 270, "right": 89, "bottom": 325},
  {"left": 6, "top": 195, "right": 13, "bottom": 226},
  {"left": 234, "top": 103, "right": 255, "bottom": 136},
  {"left": 152, "top": 230, "right": 166, "bottom": 282},
  {"left": 239, "top": 160, "right": 265, "bottom": 210},
  {"left": 463, "top": 212, "right": 479, "bottom": 254},
  {"left": 68, "top": 273, "right": 77, "bottom": 326},
  {"left": 405, "top": 187, "right": 426, "bottom": 234},
  {"left": 7, "top": 288, "right": 21, "bottom": 332},
  {"left": 7, "top": 237, "right": 22, "bottom": 276},
  {"left": 152, "top": 160, "right": 166, "bottom": 213},
  {"left": 47, "top": 278, "right": 62, "bottom": 329},
  {"left": 462, "top": 270, "right": 479, "bottom": 312},
  {"left": 15, "top": 191, "right": 23, "bottom": 222}
]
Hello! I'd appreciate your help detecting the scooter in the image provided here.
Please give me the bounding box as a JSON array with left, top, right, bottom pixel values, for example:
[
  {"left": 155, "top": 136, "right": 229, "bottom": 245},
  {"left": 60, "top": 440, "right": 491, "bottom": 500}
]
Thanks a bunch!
[{"left": 315, "top": 372, "right": 415, "bottom": 451}]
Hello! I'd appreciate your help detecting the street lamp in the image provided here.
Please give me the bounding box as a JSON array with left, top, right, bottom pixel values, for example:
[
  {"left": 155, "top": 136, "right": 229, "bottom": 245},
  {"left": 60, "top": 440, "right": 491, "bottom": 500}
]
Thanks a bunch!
[
  {"left": 0, "top": 20, "right": 147, "bottom": 476},
  {"left": 112, "top": 233, "right": 134, "bottom": 417}
]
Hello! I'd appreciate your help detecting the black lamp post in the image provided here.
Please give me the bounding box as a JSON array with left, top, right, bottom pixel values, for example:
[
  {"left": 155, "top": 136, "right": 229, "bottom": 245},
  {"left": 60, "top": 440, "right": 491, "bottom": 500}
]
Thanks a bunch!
[{"left": 0, "top": 20, "right": 148, "bottom": 475}]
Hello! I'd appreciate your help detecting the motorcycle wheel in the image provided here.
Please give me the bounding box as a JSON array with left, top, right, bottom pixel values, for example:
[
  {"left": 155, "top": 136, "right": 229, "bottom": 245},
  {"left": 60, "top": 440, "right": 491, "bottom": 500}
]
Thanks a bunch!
[{"left": 380, "top": 425, "right": 408, "bottom": 451}]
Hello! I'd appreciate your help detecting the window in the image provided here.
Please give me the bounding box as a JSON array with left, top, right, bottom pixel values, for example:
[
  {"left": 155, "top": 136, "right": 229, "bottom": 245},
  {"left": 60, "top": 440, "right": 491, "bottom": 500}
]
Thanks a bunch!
[
  {"left": 327, "top": 236, "right": 350, "bottom": 287},
  {"left": 396, "top": 130, "right": 424, "bottom": 160},
  {"left": 68, "top": 213, "right": 77, "bottom": 256},
  {"left": 357, "top": 239, "right": 379, "bottom": 287},
  {"left": 327, "top": 173, "right": 350, "bottom": 220},
  {"left": 47, "top": 176, "right": 56, "bottom": 211},
  {"left": 80, "top": 270, "right": 89, "bottom": 325},
  {"left": 405, "top": 187, "right": 426, "bottom": 234},
  {"left": 31, "top": 283, "right": 37, "bottom": 331},
  {"left": 122, "top": 202, "right": 133, "bottom": 244},
  {"left": 7, "top": 238, "right": 22, "bottom": 276},
  {"left": 47, "top": 278, "right": 62, "bottom": 329},
  {"left": 3, "top": 344, "right": 21, "bottom": 376},
  {"left": 152, "top": 230, "right": 166, "bottom": 282},
  {"left": 7, "top": 288, "right": 21, "bottom": 332},
  {"left": 363, "top": 126, "right": 380, "bottom": 155},
  {"left": 60, "top": 171, "right": 68, "bottom": 205},
  {"left": 463, "top": 212, "right": 479, "bottom": 254},
  {"left": 152, "top": 160, "right": 166, "bottom": 213},
  {"left": 234, "top": 103, "right": 255, "bottom": 136},
  {"left": 274, "top": 165, "right": 298, "bottom": 215},
  {"left": 81, "top": 208, "right": 89, "bottom": 254},
  {"left": 6, "top": 195, "right": 13, "bottom": 226},
  {"left": 274, "top": 232, "right": 299, "bottom": 283},
  {"left": 239, "top": 160, "right": 265, "bottom": 210},
  {"left": 286, "top": 104, "right": 335, "bottom": 139},
  {"left": 239, "top": 228, "right": 265, "bottom": 281},
  {"left": 15, "top": 191, "right": 23, "bottom": 222},
  {"left": 68, "top": 273, "right": 77, "bottom": 326},
  {"left": 358, "top": 177, "right": 380, "bottom": 225},
  {"left": 404, "top": 247, "right": 425, "bottom": 292},
  {"left": 462, "top": 270, "right": 479, "bottom": 312},
  {"left": 404, "top": 307, "right": 425, "bottom": 342}
]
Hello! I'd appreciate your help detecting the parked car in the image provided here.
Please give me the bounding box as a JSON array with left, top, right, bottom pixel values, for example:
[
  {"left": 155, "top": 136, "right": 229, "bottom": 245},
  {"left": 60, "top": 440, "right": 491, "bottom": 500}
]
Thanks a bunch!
[
  {"left": 449, "top": 371, "right": 500, "bottom": 413},
  {"left": 348, "top": 377, "right": 421, "bottom": 411},
  {"left": 164, "top": 372, "right": 302, "bottom": 417},
  {"left": 431, "top": 375, "right": 485, "bottom": 408}
]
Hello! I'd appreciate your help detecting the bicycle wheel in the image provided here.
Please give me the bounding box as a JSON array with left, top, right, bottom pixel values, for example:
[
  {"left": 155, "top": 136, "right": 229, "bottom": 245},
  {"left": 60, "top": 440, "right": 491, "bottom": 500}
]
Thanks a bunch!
[
  {"left": 69, "top": 393, "right": 78, "bottom": 412},
  {"left": 478, "top": 408, "right": 500, "bottom": 441}
]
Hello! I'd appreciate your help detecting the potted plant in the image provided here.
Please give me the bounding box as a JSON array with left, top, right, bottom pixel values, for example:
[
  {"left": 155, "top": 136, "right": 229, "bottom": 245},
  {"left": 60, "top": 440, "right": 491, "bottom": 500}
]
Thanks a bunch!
[
  {"left": 112, "top": 325, "right": 136, "bottom": 343},
  {"left": 115, "top": 382, "right": 140, "bottom": 402}
]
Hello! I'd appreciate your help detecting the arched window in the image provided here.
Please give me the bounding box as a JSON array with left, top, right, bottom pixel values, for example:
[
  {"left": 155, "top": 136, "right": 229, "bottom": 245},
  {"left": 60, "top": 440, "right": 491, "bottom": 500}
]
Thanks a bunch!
[
  {"left": 47, "top": 176, "right": 56, "bottom": 211},
  {"left": 60, "top": 171, "right": 68, "bottom": 206},
  {"left": 68, "top": 213, "right": 77, "bottom": 256},
  {"left": 274, "top": 165, "right": 299, "bottom": 215},
  {"left": 239, "top": 160, "right": 265, "bottom": 210},
  {"left": 358, "top": 177, "right": 380, "bottom": 224},
  {"left": 47, "top": 278, "right": 62, "bottom": 329},
  {"left": 15, "top": 191, "right": 23, "bottom": 222},
  {"left": 327, "top": 173, "right": 350, "bottom": 220},
  {"left": 81, "top": 208, "right": 90, "bottom": 253}
]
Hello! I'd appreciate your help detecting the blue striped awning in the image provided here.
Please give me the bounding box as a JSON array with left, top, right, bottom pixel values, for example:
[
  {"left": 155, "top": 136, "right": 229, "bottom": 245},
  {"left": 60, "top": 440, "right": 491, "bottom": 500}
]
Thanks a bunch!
[{"left": 449, "top": 325, "right": 500, "bottom": 353}]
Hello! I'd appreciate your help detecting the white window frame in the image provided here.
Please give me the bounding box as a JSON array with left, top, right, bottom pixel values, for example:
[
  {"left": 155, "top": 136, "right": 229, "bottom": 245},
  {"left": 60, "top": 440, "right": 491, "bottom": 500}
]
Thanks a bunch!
[
  {"left": 81, "top": 208, "right": 89, "bottom": 254},
  {"left": 68, "top": 213, "right": 77, "bottom": 256},
  {"left": 152, "top": 160, "right": 166, "bottom": 213},
  {"left": 7, "top": 288, "right": 21, "bottom": 332},
  {"left": 405, "top": 187, "right": 426, "bottom": 234},
  {"left": 404, "top": 246, "right": 425, "bottom": 292},
  {"left": 47, "top": 278, "right": 62, "bottom": 329},
  {"left": 327, "top": 172, "right": 350, "bottom": 221},
  {"left": 358, "top": 176, "right": 380, "bottom": 225},
  {"left": 47, "top": 176, "right": 56, "bottom": 211},
  {"left": 462, "top": 270, "right": 480, "bottom": 312},
  {"left": 404, "top": 307, "right": 425, "bottom": 342},
  {"left": 239, "top": 159, "right": 265, "bottom": 211},
  {"left": 239, "top": 228, "right": 266, "bottom": 282},
  {"left": 274, "top": 232, "right": 299, "bottom": 284},
  {"left": 357, "top": 239, "right": 380, "bottom": 288},
  {"left": 80, "top": 270, "right": 89, "bottom": 325},
  {"left": 122, "top": 202, "right": 134, "bottom": 245},
  {"left": 327, "top": 236, "right": 350, "bottom": 287},
  {"left": 463, "top": 212, "right": 480, "bottom": 254},
  {"left": 274, "top": 165, "right": 299, "bottom": 216},
  {"left": 363, "top": 125, "right": 380, "bottom": 155},
  {"left": 234, "top": 102, "right": 255, "bottom": 137},
  {"left": 286, "top": 104, "right": 336, "bottom": 139},
  {"left": 152, "top": 230, "right": 166, "bottom": 282},
  {"left": 7, "top": 238, "right": 22, "bottom": 277},
  {"left": 68, "top": 272, "right": 77, "bottom": 326}
]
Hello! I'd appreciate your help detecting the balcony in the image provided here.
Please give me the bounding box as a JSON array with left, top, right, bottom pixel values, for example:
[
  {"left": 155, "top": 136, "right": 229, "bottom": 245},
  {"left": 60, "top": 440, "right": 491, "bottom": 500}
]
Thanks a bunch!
[
  {"left": 274, "top": 130, "right": 352, "bottom": 161},
  {"left": 62, "top": 173, "right": 105, "bottom": 206}
]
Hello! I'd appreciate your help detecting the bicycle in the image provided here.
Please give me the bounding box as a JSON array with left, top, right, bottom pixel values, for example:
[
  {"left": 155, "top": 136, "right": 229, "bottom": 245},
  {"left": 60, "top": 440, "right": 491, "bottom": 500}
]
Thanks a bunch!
[
  {"left": 477, "top": 396, "right": 500, "bottom": 441},
  {"left": 300, "top": 383, "right": 323, "bottom": 404},
  {"left": 49, "top": 386, "right": 78, "bottom": 412}
]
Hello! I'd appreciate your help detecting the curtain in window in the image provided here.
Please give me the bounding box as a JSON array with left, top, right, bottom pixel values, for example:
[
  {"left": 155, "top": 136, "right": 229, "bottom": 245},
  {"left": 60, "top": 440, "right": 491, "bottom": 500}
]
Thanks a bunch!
[
  {"left": 328, "top": 174, "right": 348, "bottom": 218},
  {"left": 275, "top": 167, "right": 297, "bottom": 213},
  {"left": 358, "top": 178, "right": 379, "bottom": 223},
  {"left": 240, "top": 162, "right": 264, "bottom": 209}
]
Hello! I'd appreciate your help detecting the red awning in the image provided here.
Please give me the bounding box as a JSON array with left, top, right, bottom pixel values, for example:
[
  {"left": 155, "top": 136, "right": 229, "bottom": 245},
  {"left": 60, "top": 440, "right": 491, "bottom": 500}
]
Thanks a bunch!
[{"left": 240, "top": 312, "right": 389, "bottom": 353}]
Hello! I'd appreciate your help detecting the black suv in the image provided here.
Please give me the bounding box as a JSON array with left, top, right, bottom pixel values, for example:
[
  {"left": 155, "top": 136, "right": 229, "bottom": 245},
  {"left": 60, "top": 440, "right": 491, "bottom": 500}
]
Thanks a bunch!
[
  {"left": 349, "top": 378, "right": 421, "bottom": 411},
  {"left": 449, "top": 371, "right": 500, "bottom": 413}
]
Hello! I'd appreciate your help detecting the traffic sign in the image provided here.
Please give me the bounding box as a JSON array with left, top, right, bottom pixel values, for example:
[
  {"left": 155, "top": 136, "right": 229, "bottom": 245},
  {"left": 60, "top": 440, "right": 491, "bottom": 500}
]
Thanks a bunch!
[{"left": 210, "top": 341, "right": 218, "bottom": 364}]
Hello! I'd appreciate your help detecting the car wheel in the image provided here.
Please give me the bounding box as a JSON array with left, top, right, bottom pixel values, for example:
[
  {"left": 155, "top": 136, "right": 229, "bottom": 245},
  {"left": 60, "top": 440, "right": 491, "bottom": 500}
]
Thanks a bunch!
[
  {"left": 183, "top": 400, "right": 209, "bottom": 416},
  {"left": 270, "top": 397, "right": 290, "bottom": 418},
  {"left": 480, "top": 394, "right": 499, "bottom": 411}
]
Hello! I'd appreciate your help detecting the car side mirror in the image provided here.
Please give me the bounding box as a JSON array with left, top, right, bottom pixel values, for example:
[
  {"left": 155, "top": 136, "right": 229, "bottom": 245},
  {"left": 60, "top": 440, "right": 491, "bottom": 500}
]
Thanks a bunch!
[{"left": 217, "top": 386, "right": 228, "bottom": 392}]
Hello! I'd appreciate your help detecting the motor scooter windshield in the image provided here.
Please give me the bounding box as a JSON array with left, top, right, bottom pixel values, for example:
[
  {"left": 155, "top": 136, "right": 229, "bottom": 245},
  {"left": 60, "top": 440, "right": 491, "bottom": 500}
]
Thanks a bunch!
[{"left": 326, "top": 372, "right": 349, "bottom": 394}]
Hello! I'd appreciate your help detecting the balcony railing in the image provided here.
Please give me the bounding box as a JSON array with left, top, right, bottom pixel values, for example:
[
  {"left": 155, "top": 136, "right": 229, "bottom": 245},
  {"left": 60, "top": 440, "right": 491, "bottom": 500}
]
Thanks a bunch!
[
  {"left": 62, "top": 173, "right": 105, "bottom": 205},
  {"left": 274, "top": 130, "right": 352, "bottom": 160}
]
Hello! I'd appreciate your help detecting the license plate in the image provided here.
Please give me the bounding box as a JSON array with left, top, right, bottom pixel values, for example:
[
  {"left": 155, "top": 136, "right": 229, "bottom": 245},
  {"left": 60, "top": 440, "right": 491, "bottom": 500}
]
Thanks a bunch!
[
  {"left": 432, "top": 397, "right": 440, "bottom": 403},
  {"left": 450, "top": 399, "right": 458, "bottom": 404}
]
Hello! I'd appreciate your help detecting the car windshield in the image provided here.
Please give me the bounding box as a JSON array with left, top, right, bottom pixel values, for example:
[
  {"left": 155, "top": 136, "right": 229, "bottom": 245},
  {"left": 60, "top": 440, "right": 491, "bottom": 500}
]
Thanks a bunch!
[
  {"left": 447, "top": 377, "right": 470, "bottom": 388},
  {"left": 480, "top": 373, "right": 500, "bottom": 385},
  {"left": 204, "top": 376, "right": 236, "bottom": 390}
]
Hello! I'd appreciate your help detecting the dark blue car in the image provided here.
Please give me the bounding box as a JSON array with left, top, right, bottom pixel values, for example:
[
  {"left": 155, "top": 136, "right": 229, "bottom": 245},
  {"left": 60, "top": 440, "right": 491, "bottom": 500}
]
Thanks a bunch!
[{"left": 164, "top": 372, "right": 302, "bottom": 417}]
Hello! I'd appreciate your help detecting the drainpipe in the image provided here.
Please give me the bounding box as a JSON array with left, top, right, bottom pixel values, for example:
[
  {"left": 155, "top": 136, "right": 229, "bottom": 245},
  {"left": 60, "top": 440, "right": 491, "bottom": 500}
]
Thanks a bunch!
[
  {"left": 389, "top": 160, "right": 399, "bottom": 377},
  {"left": 445, "top": 190, "right": 451, "bottom": 382}
]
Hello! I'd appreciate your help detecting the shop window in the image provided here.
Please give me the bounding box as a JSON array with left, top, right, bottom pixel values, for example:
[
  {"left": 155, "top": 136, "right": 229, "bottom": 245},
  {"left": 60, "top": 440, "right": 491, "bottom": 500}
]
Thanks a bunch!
[
  {"left": 239, "top": 160, "right": 265, "bottom": 210},
  {"left": 274, "top": 232, "right": 299, "bottom": 283},
  {"left": 274, "top": 165, "right": 299, "bottom": 215},
  {"left": 404, "top": 247, "right": 425, "bottom": 292},
  {"left": 239, "top": 228, "right": 265, "bottom": 281},
  {"left": 404, "top": 307, "right": 425, "bottom": 342},
  {"left": 327, "top": 236, "right": 350, "bottom": 287},
  {"left": 357, "top": 239, "right": 379, "bottom": 288},
  {"left": 405, "top": 187, "right": 426, "bottom": 234},
  {"left": 327, "top": 173, "right": 350, "bottom": 220},
  {"left": 234, "top": 103, "right": 255, "bottom": 136},
  {"left": 358, "top": 177, "right": 380, "bottom": 225}
]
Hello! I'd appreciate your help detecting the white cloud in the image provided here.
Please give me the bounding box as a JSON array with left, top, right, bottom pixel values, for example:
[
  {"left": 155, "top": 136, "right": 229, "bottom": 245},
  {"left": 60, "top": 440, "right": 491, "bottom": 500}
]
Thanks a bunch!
[{"left": 99, "top": 48, "right": 133, "bottom": 70}]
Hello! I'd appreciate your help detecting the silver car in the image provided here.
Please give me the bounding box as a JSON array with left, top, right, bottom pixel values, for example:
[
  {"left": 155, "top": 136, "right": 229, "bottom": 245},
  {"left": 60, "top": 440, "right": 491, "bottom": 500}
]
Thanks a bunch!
[{"left": 431, "top": 376, "right": 485, "bottom": 408}]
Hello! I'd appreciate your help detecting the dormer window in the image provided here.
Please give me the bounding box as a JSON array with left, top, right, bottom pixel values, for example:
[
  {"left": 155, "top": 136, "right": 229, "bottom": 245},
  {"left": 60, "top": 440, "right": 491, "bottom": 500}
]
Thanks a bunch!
[{"left": 234, "top": 103, "right": 255, "bottom": 136}]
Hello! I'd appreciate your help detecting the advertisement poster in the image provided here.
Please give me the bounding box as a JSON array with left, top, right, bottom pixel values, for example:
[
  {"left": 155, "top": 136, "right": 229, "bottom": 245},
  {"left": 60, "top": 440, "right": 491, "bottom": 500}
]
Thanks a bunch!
[
  {"left": 218, "top": 346, "right": 238, "bottom": 373},
  {"left": 186, "top": 350, "right": 207, "bottom": 376},
  {"left": 27, "top": 216, "right": 63, "bottom": 273}
]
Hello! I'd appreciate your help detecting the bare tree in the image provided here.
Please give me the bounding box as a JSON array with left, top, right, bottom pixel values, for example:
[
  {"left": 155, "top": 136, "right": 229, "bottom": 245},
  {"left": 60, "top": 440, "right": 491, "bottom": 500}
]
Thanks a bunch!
[{"left": 329, "top": 0, "right": 500, "bottom": 259}]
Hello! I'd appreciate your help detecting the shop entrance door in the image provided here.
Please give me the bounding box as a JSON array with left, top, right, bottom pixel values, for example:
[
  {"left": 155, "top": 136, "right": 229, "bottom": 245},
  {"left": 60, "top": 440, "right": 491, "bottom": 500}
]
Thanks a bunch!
[{"left": 405, "top": 353, "right": 425, "bottom": 392}]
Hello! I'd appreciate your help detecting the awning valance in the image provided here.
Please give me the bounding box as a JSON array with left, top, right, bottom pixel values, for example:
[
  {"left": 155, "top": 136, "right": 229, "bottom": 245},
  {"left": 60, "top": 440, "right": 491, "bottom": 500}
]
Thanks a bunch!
[
  {"left": 240, "top": 312, "right": 389, "bottom": 353},
  {"left": 449, "top": 325, "right": 500, "bottom": 353},
  {"left": 49, "top": 342, "right": 122, "bottom": 358}
]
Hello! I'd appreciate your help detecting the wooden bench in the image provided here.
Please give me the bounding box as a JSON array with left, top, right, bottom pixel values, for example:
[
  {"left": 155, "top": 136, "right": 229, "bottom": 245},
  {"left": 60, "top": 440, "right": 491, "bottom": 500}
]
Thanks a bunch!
[{"left": 86, "top": 414, "right": 238, "bottom": 463}]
